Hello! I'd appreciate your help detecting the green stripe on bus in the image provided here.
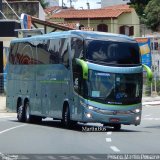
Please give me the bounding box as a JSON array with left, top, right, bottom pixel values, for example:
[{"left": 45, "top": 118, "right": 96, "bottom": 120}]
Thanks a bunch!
[
  {"left": 40, "top": 80, "right": 68, "bottom": 84},
  {"left": 87, "top": 99, "right": 141, "bottom": 107}
]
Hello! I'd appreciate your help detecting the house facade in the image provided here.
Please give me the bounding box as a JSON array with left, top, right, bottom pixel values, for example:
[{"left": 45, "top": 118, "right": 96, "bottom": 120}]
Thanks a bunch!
[{"left": 49, "top": 4, "right": 140, "bottom": 37}]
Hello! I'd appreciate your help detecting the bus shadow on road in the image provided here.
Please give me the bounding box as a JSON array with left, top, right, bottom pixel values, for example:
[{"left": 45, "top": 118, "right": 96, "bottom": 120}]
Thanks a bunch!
[
  {"left": 39, "top": 120, "right": 143, "bottom": 133},
  {"left": 144, "top": 125, "right": 160, "bottom": 129},
  {"left": 9, "top": 119, "right": 142, "bottom": 132}
]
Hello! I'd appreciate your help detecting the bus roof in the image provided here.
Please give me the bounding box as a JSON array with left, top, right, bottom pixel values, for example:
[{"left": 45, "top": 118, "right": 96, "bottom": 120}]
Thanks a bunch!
[{"left": 11, "top": 30, "right": 135, "bottom": 43}]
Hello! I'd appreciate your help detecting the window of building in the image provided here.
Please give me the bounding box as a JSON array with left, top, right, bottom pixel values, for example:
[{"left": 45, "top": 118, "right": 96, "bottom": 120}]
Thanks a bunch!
[
  {"left": 97, "top": 24, "right": 108, "bottom": 32},
  {"left": 119, "top": 25, "right": 134, "bottom": 36}
]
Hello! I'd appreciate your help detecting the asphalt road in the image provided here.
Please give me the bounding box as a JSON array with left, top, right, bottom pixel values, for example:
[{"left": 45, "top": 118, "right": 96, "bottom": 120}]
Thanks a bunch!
[{"left": 0, "top": 104, "right": 160, "bottom": 159}]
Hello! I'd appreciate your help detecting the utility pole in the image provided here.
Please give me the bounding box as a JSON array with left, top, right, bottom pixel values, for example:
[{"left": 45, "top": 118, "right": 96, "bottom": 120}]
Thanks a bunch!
[
  {"left": 86, "top": 2, "right": 90, "bottom": 9},
  {"left": 70, "top": 0, "right": 72, "bottom": 8},
  {"left": 62, "top": 0, "right": 63, "bottom": 8}
]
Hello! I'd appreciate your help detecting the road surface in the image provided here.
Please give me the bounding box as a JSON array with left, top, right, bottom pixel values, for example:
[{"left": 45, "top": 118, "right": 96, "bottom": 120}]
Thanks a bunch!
[{"left": 0, "top": 104, "right": 160, "bottom": 159}]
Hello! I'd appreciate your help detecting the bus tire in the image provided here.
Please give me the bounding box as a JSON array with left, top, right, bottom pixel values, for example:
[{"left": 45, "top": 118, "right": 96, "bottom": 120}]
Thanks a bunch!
[
  {"left": 17, "top": 104, "right": 26, "bottom": 122},
  {"left": 24, "top": 101, "right": 42, "bottom": 123},
  {"left": 62, "top": 105, "right": 71, "bottom": 128},
  {"left": 113, "top": 124, "right": 121, "bottom": 131},
  {"left": 24, "top": 101, "right": 30, "bottom": 122}
]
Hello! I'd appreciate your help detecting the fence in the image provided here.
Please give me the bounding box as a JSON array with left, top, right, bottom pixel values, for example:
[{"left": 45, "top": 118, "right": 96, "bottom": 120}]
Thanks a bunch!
[{"left": 143, "top": 74, "right": 160, "bottom": 96}]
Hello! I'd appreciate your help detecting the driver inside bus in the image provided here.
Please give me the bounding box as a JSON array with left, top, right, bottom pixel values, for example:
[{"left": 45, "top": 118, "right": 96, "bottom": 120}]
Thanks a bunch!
[
  {"left": 116, "top": 85, "right": 128, "bottom": 99},
  {"left": 92, "top": 45, "right": 107, "bottom": 61}
]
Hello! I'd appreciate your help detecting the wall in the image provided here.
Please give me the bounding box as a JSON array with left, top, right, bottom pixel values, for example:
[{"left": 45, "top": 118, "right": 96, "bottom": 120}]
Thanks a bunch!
[
  {"left": 118, "top": 11, "right": 140, "bottom": 37},
  {"left": 2, "top": 1, "right": 45, "bottom": 20},
  {"left": 101, "top": 0, "right": 130, "bottom": 7}
]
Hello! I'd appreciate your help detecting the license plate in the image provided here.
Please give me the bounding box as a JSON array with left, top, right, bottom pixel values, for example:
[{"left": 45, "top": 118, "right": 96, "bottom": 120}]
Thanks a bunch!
[{"left": 109, "top": 118, "right": 120, "bottom": 122}]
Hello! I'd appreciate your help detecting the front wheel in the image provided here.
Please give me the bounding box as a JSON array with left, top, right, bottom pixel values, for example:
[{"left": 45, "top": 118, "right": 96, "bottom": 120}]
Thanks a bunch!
[
  {"left": 113, "top": 124, "right": 121, "bottom": 131},
  {"left": 103, "top": 123, "right": 121, "bottom": 131}
]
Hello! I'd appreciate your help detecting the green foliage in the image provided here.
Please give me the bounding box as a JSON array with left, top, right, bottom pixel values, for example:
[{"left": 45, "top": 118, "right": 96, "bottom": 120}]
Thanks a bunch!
[
  {"left": 144, "top": 0, "right": 160, "bottom": 31},
  {"left": 129, "top": 0, "right": 151, "bottom": 17},
  {"left": 39, "top": 0, "right": 49, "bottom": 9},
  {"left": 30, "top": 0, "right": 49, "bottom": 9}
]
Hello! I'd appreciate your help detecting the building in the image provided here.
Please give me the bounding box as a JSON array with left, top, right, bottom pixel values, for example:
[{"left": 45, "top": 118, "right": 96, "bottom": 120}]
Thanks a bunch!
[
  {"left": 45, "top": 0, "right": 59, "bottom": 7},
  {"left": 101, "top": 0, "right": 130, "bottom": 7},
  {"left": 2, "top": 1, "right": 45, "bottom": 20},
  {"left": 49, "top": 4, "right": 140, "bottom": 37}
]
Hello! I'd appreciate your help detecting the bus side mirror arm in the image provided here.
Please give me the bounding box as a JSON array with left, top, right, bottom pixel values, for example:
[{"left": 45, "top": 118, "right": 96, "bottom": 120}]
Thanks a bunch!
[
  {"left": 76, "top": 58, "right": 88, "bottom": 80},
  {"left": 142, "top": 64, "right": 153, "bottom": 82}
]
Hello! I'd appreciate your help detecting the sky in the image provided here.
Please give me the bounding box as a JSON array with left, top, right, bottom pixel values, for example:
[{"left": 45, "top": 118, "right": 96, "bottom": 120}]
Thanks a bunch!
[{"left": 59, "top": 0, "right": 101, "bottom": 9}]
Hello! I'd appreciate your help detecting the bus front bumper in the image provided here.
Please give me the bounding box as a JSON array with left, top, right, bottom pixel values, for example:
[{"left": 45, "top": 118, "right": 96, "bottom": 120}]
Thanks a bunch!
[{"left": 83, "top": 108, "right": 141, "bottom": 126}]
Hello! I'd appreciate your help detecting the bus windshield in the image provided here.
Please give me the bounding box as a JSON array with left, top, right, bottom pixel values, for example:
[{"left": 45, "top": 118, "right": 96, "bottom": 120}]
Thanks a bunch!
[
  {"left": 88, "top": 70, "right": 142, "bottom": 105},
  {"left": 86, "top": 39, "right": 141, "bottom": 65}
]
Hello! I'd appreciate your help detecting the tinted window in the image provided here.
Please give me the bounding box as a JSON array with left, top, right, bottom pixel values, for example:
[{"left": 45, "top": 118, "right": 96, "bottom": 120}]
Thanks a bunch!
[
  {"left": 86, "top": 40, "right": 141, "bottom": 65},
  {"left": 36, "top": 40, "right": 51, "bottom": 64},
  {"left": 71, "top": 37, "right": 83, "bottom": 59},
  {"left": 9, "top": 38, "right": 68, "bottom": 65},
  {"left": 9, "top": 42, "right": 37, "bottom": 64},
  {"left": 88, "top": 70, "right": 142, "bottom": 105}
]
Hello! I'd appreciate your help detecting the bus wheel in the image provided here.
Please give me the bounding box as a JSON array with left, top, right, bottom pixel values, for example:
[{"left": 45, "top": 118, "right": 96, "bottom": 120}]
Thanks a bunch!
[
  {"left": 17, "top": 104, "right": 26, "bottom": 122},
  {"left": 24, "top": 102, "right": 30, "bottom": 122},
  {"left": 113, "top": 124, "right": 121, "bottom": 131},
  {"left": 62, "top": 105, "right": 71, "bottom": 128}
]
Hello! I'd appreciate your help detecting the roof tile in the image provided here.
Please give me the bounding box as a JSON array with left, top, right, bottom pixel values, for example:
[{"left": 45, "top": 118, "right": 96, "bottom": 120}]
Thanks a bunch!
[{"left": 51, "top": 4, "right": 132, "bottom": 19}]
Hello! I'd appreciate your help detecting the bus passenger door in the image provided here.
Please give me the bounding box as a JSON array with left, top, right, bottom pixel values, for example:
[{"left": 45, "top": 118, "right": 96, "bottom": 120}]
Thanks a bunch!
[{"left": 72, "top": 65, "right": 84, "bottom": 121}]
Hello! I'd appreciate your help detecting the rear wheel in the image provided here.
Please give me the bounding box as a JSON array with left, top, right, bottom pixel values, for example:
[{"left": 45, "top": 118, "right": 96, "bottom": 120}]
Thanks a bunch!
[
  {"left": 25, "top": 102, "right": 30, "bottom": 122},
  {"left": 17, "top": 104, "right": 26, "bottom": 122}
]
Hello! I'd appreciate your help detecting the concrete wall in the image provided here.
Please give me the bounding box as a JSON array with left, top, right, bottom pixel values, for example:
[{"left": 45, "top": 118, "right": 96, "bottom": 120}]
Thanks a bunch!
[
  {"left": 101, "top": 0, "right": 130, "bottom": 7},
  {"left": 118, "top": 11, "right": 140, "bottom": 36},
  {"left": 2, "top": 1, "right": 45, "bottom": 20}
]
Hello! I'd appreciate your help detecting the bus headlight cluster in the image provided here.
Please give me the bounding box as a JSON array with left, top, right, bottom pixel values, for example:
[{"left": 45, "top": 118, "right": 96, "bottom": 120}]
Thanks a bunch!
[
  {"left": 88, "top": 105, "right": 94, "bottom": 110},
  {"left": 136, "top": 116, "right": 140, "bottom": 121},
  {"left": 86, "top": 113, "right": 92, "bottom": 118},
  {"left": 131, "top": 108, "right": 141, "bottom": 113},
  {"left": 87, "top": 105, "right": 98, "bottom": 111}
]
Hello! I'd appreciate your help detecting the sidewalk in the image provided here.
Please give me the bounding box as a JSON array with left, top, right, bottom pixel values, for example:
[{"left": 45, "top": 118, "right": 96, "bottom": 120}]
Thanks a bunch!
[
  {"left": 0, "top": 95, "right": 160, "bottom": 113},
  {"left": 142, "top": 96, "right": 160, "bottom": 106},
  {"left": 0, "top": 95, "right": 6, "bottom": 112}
]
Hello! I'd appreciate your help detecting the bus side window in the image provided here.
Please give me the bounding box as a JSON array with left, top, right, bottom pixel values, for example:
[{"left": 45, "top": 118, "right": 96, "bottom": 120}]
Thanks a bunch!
[
  {"left": 9, "top": 43, "right": 18, "bottom": 64},
  {"left": 59, "top": 38, "right": 69, "bottom": 68},
  {"left": 48, "top": 39, "right": 60, "bottom": 64},
  {"left": 71, "top": 37, "right": 83, "bottom": 60}
]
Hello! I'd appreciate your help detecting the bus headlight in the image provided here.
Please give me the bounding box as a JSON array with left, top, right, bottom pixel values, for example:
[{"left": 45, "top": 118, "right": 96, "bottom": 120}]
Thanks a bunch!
[
  {"left": 87, "top": 105, "right": 98, "bottom": 111},
  {"left": 86, "top": 113, "right": 92, "bottom": 118},
  {"left": 88, "top": 105, "right": 94, "bottom": 110},
  {"left": 131, "top": 108, "right": 141, "bottom": 113},
  {"left": 136, "top": 116, "right": 140, "bottom": 121},
  {"left": 135, "top": 109, "right": 140, "bottom": 113}
]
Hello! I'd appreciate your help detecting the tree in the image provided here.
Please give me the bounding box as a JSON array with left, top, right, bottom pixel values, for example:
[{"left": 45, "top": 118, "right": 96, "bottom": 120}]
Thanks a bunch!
[
  {"left": 30, "top": 0, "right": 49, "bottom": 9},
  {"left": 128, "top": 0, "right": 151, "bottom": 17},
  {"left": 144, "top": 0, "right": 160, "bottom": 31},
  {"left": 39, "top": 0, "right": 49, "bottom": 9}
]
